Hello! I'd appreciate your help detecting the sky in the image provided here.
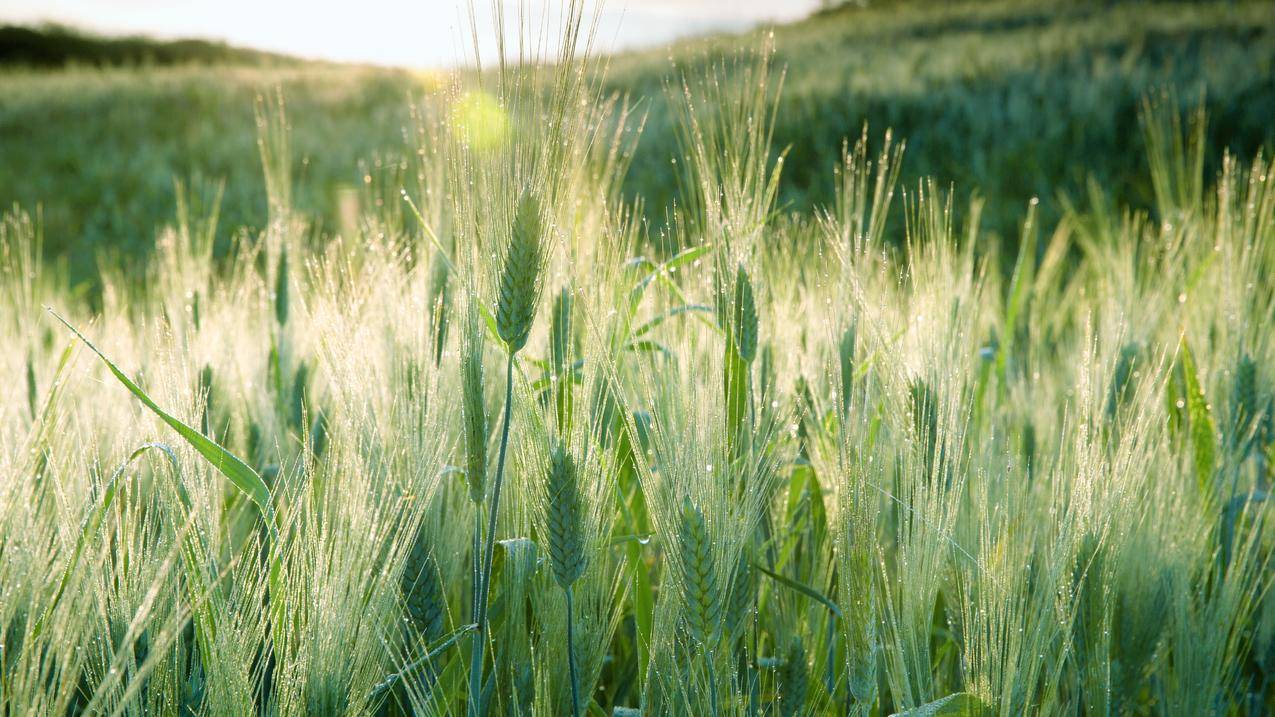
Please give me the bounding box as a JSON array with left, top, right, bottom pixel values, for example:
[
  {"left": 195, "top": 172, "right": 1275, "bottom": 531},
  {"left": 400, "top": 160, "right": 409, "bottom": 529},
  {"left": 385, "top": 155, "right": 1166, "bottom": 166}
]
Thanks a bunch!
[{"left": 1, "top": 0, "right": 823, "bottom": 68}]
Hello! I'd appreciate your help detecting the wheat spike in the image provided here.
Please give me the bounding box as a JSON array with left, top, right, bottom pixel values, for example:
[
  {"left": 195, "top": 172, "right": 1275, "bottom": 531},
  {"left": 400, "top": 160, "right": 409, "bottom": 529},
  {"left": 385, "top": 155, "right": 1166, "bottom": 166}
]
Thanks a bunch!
[
  {"left": 778, "top": 639, "right": 808, "bottom": 717},
  {"left": 732, "top": 263, "right": 758, "bottom": 364},
  {"left": 402, "top": 532, "right": 446, "bottom": 641},
  {"left": 198, "top": 364, "right": 215, "bottom": 437},
  {"left": 549, "top": 285, "right": 576, "bottom": 432},
  {"left": 838, "top": 324, "right": 856, "bottom": 417},
  {"left": 274, "top": 244, "right": 289, "bottom": 327},
  {"left": 461, "top": 308, "right": 488, "bottom": 503},
  {"left": 678, "top": 497, "right": 720, "bottom": 647},
  {"left": 427, "top": 249, "right": 451, "bottom": 366},
  {"left": 1106, "top": 342, "right": 1140, "bottom": 418},
  {"left": 25, "top": 354, "right": 36, "bottom": 421},
  {"left": 909, "top": 379, "right": 938, "bottom": 443},
  {"left": 546, "top": 443, "right": 587, "bottom": 590},
  {"left": 725, "top": 555, "right": 755, "bottom": 642},
  {"left": 549, "top": 285, "right": 574, "bottom": 376},
  {"left": 1231, "top": 354, "right": 1259, "bottom": 437},
  {"left": 496, "top": 192, "right": 545, "bottom": 353},
  {"left": 289, "top": 361, "right": 309, "bottom": 432}
]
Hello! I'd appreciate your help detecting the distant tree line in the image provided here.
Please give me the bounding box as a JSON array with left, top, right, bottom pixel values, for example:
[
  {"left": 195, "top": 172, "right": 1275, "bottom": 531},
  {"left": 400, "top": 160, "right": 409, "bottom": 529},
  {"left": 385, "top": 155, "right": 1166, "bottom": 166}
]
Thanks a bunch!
[{"left": 0, "top": 24, "right": 303, "bottom": 68}]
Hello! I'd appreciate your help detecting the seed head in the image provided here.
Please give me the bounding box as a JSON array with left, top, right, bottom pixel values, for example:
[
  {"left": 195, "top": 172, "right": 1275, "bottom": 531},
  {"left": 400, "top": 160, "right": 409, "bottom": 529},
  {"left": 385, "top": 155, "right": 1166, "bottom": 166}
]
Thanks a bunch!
[
  {"left": 428, "top": 249, "right": 451, "bottom": 366},
  {"left": 199, "top": 364, "right": 215, "bottom": 437},
  {"left": 289, "top": 361, "right": 309, "bottom": 432},
  {"left": 838, "top": 324, "right": 856, "bottom": 416},
  {"left": 1106, "top": 342, "right": 1140, "bottom": 418},
  {"left": 461, "top": 309, "right": 488, "bottom": 503},
  {"left": 795, "top": 375, "right": 816, "bottom": 451},
  {"left": 1231, "top": 354, "right": 1259, "bottom": 434},
  {"left": 909, "top": 379, "right": 938, "bottom": 446},
  {"left": 549, "top": 285, "right": 574, "bottom": 376},
  {"left": 308, "top": 408, "right": 328, "bottom": 459},
  {"left": 732, "top": 263, "right": 758, "bottom": 363},
  {"left": 545, "top": 443, "right": 587, "bottom": 589},
  {"left": 677, "top": 497, "right": 720, "bottom": 647},
  {"left": 725, "top": 555, "right": 755, "bottom": 642},
  {"left": 496, "top": 193, "right": 545, "bottom": 353},
  {"left": 274, "top": 245, "right": 290, "bottom": 327},
  {"left": 778, "top": 638, "right": 808, "bottom": 717},
  {"left": 401, "top": 532, "right": 445, "bottom": 641}
]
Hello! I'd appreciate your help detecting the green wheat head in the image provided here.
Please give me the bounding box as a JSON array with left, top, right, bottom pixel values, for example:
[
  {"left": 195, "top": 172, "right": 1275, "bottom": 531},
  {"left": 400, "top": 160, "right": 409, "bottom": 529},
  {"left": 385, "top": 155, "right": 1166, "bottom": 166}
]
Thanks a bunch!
[
  {"left": 725, "top": 554, "right": 755, "bottom": 642},
  {"left": 778, "top": 638, "right": 808, "bottom": 717},
  {"left": 545, "top": 442, "right": 588, "bottom": 590},
  {"left": 677, "top": 497, "right": 720, "bottom": 648},
  {"left": 401, "top": 531, "right": 446, "bottom": 641},
  {"left": 1230, "top": 353, "right": 1269, "bottom": 450},
  {"left": 1106, "top": 341, "right": 1140, "bottom": 418},
  {"left": 274, "top": 244, "right": 289, "bottom": 327},
  {"left": 549, "top": 285, "right": 574, "bottom": 376},
  {"left": 496, "top": 192, "right": 546, "bottom": 353},
  {"left": 732, "top": 263, "right": 758, "bottom": 364},
  {"left": 461, "top": 303, "right": 488, "bottom": 503}
]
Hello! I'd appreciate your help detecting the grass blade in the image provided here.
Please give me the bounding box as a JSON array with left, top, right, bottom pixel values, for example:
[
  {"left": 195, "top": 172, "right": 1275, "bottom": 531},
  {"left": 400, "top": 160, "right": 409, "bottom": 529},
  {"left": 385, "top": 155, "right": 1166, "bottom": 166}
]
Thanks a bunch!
[
  {"left": 48, "top": 308, "right": 275, "bottom": 529},
  {"left": 755, "top": 563, "right": 843, "bottom": 621},
  {"left": 889, "top": 692, "right": 992, "bottom": 717},
  {"left": 1180, "top": 338, "right": 1216, "bottom": 497}
]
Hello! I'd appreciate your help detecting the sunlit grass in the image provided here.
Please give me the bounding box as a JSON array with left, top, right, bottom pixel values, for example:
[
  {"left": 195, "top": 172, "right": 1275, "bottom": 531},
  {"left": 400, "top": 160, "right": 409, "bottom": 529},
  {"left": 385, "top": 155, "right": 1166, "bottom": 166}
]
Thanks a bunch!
[{"left": 0, "top": 2, "right": 1272, "bottom": 716}]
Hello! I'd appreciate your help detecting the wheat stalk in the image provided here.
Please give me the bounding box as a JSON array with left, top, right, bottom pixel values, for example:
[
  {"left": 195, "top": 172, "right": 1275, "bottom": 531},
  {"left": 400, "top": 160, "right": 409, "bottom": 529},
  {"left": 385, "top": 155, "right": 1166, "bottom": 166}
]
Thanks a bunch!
[{"left": 469, "top": 190, "right": 546, "bottom": 716}]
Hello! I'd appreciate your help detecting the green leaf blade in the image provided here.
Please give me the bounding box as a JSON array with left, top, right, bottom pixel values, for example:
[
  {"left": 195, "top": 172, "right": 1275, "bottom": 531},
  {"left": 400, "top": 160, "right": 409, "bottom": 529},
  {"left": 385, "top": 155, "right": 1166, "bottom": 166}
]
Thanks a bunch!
[
  {"left": 890, "top": 692, "right": 993, "bottom": 717},
  {"left": 49, "top": 309, "right": 275, "bottom": 529}
]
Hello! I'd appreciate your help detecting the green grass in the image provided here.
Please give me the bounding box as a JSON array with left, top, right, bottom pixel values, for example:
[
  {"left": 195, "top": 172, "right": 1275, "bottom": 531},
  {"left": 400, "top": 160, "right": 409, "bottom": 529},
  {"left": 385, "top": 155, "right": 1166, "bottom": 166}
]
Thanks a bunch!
[
  {"left": 3, "top": 0, "right": 1273, "bottom": 285},
  {"left": 615, "top": 0, "right": 1275, "bottom": 238},
  {"left": 0, "top": 1, "right": 1273, "bottom": 714},
  {"left": 0, "top": 63, "right": 420, "bottom": 283}
]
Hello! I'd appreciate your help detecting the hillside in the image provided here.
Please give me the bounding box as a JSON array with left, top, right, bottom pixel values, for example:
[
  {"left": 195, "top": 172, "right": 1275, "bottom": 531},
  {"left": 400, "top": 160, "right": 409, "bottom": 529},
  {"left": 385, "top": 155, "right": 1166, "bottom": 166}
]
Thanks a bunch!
[
  {"left": 2, "top": 0, "right": 1274, "bottom": 284},
  {"left": 610, "top": 0, "right": 1275, "bottom": 237}
]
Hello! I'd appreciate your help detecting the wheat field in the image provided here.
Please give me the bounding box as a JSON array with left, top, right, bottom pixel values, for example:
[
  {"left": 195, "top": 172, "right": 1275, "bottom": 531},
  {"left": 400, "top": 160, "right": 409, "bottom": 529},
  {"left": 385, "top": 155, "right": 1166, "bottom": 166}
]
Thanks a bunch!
[{"left": 0, "top": 3, "right": 1272, "bottom": 715}]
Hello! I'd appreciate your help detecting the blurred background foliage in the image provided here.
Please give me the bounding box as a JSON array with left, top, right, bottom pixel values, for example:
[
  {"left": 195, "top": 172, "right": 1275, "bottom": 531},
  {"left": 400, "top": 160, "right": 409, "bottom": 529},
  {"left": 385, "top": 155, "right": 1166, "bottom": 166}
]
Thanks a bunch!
[
  {"left": 2, "top": 0, "right": 1274, "bottom": 285},
  {"left": 0, "top": 23, "right": 304, "bottom": 68}
]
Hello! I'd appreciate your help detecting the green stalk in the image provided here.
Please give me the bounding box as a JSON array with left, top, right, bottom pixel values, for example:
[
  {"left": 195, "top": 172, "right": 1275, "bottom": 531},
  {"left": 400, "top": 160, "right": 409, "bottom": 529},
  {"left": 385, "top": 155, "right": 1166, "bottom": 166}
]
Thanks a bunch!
[
  {"left": 707, "top": 649, "right": 719, "bottom": 717},
  {"left": 468, "top": 354, "right": 515, "bottom": 715},
  {"left": 471, "top": 507, "right": 483, "bottom": 618},
  {"left": 566, "top": 587, "right": 580, "bottom": 717}
]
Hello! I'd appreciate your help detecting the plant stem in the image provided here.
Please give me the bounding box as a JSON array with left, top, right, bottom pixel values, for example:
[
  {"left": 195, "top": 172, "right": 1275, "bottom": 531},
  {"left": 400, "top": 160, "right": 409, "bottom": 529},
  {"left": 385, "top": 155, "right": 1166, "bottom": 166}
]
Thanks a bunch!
[
  {"left": 468, "top": 354, "right": 515, "bottom": 716},
  {"left": 471, "top": 504, "right": 483, "bottom": 615},
  {"left": 566, "top": 586, "right": 580, "bottom": 717},
  {"left": 707, "top": 649, "right": 719, "bottom": 717}
]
